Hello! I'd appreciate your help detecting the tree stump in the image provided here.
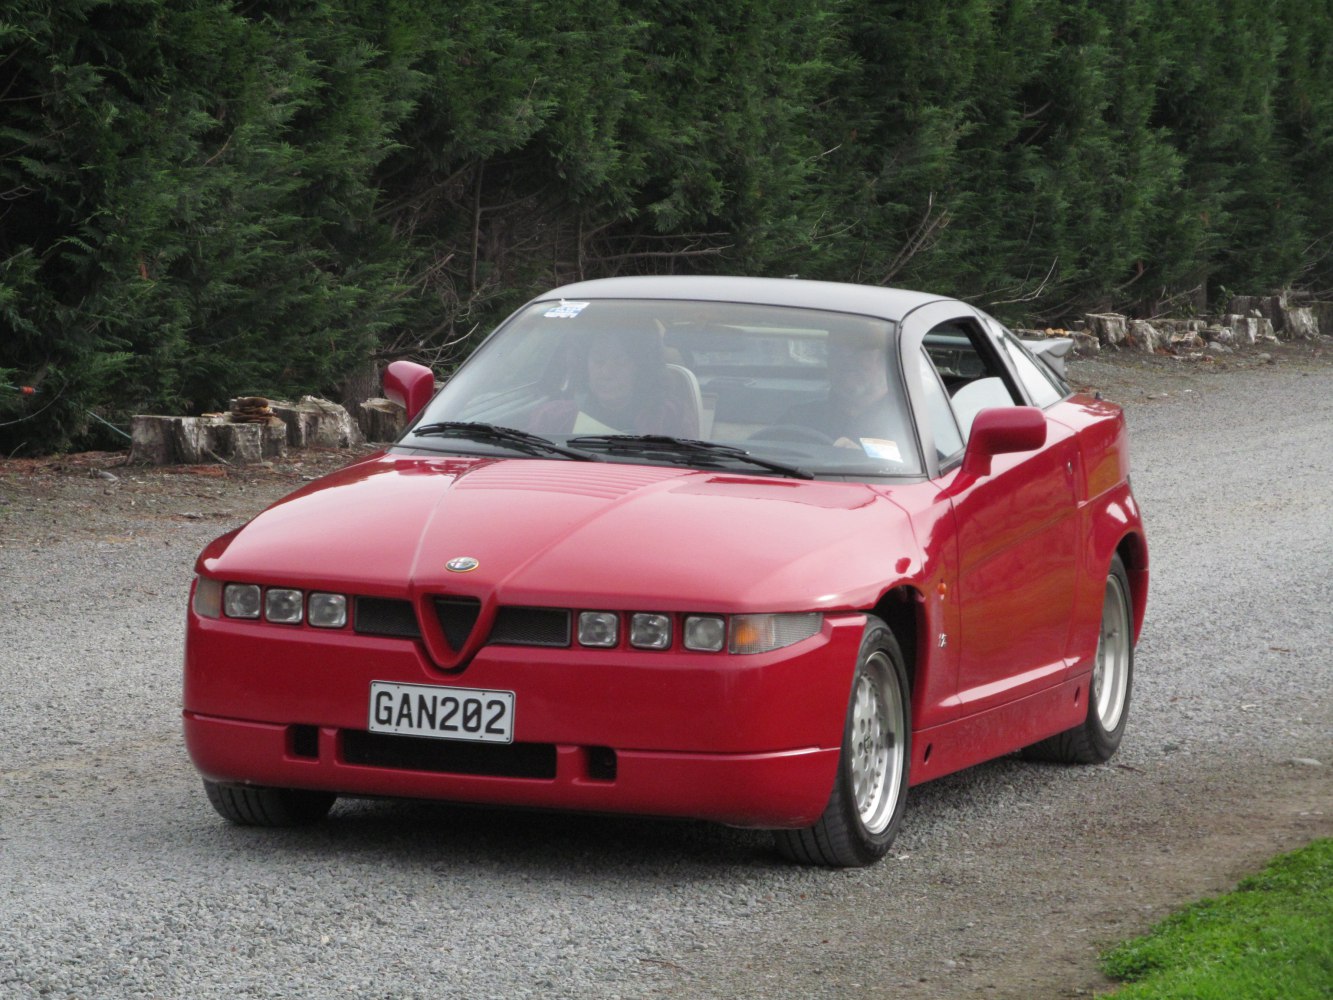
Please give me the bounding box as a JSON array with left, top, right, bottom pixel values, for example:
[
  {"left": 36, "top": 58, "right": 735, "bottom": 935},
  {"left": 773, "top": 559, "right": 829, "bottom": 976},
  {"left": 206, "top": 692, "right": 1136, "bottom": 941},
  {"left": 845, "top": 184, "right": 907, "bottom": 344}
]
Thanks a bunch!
[
  {"left": 268, "top": 397, "right": 363, "bottom": 448},
  {"left": 129, "top": 413, "right": 286, "bottom": 465},
  {"left": 357, "top": 398, "right": 406, "bottom": 442}
]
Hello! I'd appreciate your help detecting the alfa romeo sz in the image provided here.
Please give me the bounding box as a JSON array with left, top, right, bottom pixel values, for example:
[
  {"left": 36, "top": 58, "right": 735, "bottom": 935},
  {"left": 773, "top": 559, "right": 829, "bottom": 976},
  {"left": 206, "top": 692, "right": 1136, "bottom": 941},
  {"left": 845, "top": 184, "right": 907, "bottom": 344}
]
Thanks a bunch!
[{"left": 184, "top": 276, "right": 1148, "bottom": 866}]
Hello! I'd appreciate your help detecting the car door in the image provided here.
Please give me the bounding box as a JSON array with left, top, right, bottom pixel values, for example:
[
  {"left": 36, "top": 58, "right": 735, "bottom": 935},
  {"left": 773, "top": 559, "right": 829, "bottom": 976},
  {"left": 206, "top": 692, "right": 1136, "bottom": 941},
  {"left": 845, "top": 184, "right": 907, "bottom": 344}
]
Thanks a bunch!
[{"left": 910, "top": 308, "right": 1081, "bottom": 717}]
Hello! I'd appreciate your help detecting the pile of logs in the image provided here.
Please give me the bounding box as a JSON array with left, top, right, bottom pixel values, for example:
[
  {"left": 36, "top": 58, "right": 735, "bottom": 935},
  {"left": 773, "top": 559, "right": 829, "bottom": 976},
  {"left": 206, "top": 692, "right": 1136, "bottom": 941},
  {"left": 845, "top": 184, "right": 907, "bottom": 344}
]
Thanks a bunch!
[{"left": 130, "top": 395, "right": 369, "bottom": 466}]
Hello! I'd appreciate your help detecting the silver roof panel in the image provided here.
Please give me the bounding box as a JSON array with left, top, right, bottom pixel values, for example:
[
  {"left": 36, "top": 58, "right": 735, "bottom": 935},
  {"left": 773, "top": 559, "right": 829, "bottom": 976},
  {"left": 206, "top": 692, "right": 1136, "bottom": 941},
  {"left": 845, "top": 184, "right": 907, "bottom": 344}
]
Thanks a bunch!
[{"left": 541, "top": 275, "right": 950, "bottom": 324}]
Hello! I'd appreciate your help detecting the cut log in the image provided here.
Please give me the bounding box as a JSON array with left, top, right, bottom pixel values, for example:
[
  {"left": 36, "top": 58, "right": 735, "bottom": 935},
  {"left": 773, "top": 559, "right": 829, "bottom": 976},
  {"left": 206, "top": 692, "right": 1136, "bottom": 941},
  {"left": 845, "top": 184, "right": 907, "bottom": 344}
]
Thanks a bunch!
[
  {"left": 269, "top": 397, "right": 363, "bottom": 448},
  {"left": 128, "top": 413, "right": 285, "bottom": 465},
  {"left": 129, "top": 416, "right": 177, "bottom": 465},
  {"left": 358, "top": 397, "right": 406, "bottom": 442}
]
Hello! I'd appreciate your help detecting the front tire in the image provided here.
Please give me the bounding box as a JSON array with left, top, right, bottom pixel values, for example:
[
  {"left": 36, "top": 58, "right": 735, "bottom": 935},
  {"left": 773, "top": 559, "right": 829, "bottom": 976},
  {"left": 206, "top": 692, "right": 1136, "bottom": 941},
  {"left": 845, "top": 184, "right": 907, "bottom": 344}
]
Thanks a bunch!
[
  {"left": 203, "top": 780, "right": 336, "bottom": 827},
  {"left": 1024, "top": 554, "right": 1134, "bottom": 764},
  {"left": 775, "top": 616, "right": 910, "bottom": 867}
]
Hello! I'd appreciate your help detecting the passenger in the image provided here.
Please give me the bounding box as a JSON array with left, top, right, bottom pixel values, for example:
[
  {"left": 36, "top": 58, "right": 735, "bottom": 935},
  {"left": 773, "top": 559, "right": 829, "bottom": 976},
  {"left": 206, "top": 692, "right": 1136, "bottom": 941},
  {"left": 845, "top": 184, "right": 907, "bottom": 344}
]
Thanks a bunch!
[{"left": 531, "top": 326, "right": 693, "bottom": 436}]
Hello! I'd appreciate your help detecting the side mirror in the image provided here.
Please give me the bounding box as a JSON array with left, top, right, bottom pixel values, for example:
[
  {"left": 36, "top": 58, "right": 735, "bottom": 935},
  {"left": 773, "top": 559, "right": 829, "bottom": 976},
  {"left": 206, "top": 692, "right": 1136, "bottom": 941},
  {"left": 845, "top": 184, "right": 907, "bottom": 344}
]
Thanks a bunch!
[
  {"left": 960, "top": 406, "right": 1047, "bottom": 479},
  {"left": 383, "top": 360, "right": 435, "bottom": 424}
]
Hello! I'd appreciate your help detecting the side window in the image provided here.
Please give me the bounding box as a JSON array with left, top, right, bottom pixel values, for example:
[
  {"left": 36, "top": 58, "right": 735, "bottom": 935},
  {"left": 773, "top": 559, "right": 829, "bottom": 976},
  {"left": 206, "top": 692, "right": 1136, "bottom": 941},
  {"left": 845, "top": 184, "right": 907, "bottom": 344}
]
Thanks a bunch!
[
  {"left": 998, "top": 332, "right": 1066, "bottom": 407},
  {"left": 918, "top": 350, "right": 964, "bottom": 463},
  {"left": 923, "top": 321, "right": 1018, "bottom": 439}
]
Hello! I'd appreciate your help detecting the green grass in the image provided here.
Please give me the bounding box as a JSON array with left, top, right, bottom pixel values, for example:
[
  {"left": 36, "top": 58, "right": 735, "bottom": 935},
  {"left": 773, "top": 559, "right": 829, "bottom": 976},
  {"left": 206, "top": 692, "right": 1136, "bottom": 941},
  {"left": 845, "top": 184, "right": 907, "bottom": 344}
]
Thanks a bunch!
[{"left": 1099, "top": 838, "right": 1333, "bottom": 999}]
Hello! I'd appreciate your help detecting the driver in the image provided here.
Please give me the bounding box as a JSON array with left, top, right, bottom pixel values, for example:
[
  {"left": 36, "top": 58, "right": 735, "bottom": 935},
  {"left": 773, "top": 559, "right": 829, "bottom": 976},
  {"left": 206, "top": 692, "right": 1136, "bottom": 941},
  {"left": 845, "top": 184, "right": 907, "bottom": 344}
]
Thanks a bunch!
[{"left": 783, "top": 330, "right": 903, "bottom": 453}]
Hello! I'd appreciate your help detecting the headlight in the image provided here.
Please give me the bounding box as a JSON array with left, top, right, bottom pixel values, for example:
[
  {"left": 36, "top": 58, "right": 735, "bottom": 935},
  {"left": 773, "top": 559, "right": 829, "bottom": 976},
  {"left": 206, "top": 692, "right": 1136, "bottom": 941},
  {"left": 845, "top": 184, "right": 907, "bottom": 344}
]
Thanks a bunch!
[
  {"left": 223, "top": 583, "right": 261, "bottom": 619},
  {"left": 308, "top": 593, "right": 348, "bottom": 629},
  {"left": 729, "top": 613, "right": 822, "bottom": 654},
  {"left": 578, "top": 611, "right": 619, "bottom": 647},
  {"left": 264, "top": 588, "right": 304, "bottom": 624},
  {"left": 629, "top": 613, "right": 672, "bottom": 650},
  {"left": 683, "top": 615, "right": 726, "bottom": 652}
]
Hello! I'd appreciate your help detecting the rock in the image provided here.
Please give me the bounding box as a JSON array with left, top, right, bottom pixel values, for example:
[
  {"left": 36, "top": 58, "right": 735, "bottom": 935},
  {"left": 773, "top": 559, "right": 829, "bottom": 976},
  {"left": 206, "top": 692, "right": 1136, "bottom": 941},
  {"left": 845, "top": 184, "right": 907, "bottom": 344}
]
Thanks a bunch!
[
  {"left": 1289, "top": 757, "right": 1323, "bottom": 767},
  {"left": 1207, "top": 341, "right": 1233, "bottom": 354}
]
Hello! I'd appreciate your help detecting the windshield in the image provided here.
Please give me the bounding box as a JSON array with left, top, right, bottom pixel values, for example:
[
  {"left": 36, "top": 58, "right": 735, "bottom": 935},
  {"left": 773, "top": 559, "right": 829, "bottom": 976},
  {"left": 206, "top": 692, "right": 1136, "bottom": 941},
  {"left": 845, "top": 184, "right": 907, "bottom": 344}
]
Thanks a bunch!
[{"left": 404, "top": 298, "right": 919, "bottom": 478}]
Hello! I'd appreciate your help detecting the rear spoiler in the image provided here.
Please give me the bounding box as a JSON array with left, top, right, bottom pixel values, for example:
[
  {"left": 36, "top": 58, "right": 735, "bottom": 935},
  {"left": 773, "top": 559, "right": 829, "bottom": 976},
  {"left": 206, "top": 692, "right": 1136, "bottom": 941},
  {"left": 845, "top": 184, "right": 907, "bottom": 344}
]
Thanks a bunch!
[{"left": 1020, "top": 337, "right": 1074, "bottom": 379}]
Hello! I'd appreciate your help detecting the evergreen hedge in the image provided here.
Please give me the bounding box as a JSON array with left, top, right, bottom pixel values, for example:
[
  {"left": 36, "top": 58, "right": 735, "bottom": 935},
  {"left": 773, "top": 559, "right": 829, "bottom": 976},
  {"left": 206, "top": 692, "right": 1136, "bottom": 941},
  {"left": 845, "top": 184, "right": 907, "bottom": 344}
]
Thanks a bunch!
[{"left": 2, "top": 0, "right": 1329, "bottom": 452}]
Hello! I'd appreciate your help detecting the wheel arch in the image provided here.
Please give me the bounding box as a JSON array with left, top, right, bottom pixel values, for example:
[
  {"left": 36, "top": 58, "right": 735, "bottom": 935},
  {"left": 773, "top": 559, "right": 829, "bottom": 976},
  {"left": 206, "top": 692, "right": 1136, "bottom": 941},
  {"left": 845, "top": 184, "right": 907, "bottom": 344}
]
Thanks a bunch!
[
  {"left": 1114, "top": 530, "right": 1149, "bottom": 642},
  {"left": 867, "top": 585, "right": 923, "bottom": 693}
]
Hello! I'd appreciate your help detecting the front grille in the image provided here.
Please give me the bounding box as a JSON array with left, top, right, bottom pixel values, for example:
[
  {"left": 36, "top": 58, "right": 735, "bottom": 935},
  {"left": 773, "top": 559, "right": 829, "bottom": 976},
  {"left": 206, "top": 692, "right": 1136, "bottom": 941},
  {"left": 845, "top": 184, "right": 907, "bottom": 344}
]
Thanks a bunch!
[
  {"left": 354, "top": 597, "right": 421, "bottom": 638},
  {"left": 355, "top": 597, "right": 571, "bottom": 649},
  {"left": 433, "top": 597, "right": 481, "bottom": 651},
  {"left": 342, "top": 730, "right": 556, "bottom": 779},
  {"left": 487, "top": 606, "right": 571, "bottom": 647}
]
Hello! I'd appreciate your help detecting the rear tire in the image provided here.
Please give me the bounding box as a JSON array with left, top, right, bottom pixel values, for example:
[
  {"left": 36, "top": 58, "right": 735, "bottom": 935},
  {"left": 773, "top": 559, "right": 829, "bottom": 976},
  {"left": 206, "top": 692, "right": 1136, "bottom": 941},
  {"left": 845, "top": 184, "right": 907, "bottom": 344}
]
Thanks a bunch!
[
  {"left": 775, "top": 616, "right": 910, "bottom": 867},
  {"left": 203, "top": 780, "right": 336, "bottom": 827},
  {"left": 1024, "top": 554, "right": 1134, "bottom": 764}
]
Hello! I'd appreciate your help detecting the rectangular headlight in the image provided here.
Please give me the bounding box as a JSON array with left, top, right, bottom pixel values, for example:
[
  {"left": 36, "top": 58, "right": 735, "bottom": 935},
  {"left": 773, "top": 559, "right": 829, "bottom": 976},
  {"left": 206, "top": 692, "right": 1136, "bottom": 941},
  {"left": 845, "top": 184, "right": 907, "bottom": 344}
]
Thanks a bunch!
[
  {"left": 629, "top": 613, "right": 672, "bottom": 650},
  {"left": 683, "top": 616, "right": 726, "bottom": 652},
  {"left": 223, "top": 583, "right": 261, "bottom": 619},
  {"left": 308, "top": 592, "right": 347, "bottom": 629},
  {"left": 578, "top": 611, "right": 619, "bottom": 647},
  {"left": 264, "top": 588, "right": 304, "bottom": 624}
]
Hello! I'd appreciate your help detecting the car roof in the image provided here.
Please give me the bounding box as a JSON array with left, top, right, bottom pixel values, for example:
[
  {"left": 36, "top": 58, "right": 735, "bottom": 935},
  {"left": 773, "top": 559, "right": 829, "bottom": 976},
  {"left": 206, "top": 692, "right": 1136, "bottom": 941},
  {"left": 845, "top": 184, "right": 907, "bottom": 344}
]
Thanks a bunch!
[{"left": 541, "top": 275, "right": 952, "bottom": 324}]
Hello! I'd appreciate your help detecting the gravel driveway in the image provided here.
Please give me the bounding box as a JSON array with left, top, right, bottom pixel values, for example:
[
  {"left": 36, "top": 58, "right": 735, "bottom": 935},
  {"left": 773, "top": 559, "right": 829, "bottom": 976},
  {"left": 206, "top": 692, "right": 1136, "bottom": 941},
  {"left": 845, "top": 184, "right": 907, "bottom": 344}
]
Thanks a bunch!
[{"left": 1, "top": 345, "right": 1329, "bottom": 999}]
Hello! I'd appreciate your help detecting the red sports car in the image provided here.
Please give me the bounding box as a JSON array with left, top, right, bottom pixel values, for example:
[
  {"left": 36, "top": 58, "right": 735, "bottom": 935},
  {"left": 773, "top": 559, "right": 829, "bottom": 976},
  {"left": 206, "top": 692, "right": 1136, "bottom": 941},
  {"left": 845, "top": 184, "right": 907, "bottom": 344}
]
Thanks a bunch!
[{"left": 184, "top": 276, "right": 1147, "bottom": 866}]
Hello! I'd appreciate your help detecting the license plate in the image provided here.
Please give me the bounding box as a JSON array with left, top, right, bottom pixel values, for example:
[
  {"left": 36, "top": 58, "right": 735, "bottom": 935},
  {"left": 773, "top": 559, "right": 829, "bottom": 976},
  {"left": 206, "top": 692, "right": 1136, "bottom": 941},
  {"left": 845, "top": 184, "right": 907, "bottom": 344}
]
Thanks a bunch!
[{"left": 369, "top": 682, "right": 514, "bottom": 744}]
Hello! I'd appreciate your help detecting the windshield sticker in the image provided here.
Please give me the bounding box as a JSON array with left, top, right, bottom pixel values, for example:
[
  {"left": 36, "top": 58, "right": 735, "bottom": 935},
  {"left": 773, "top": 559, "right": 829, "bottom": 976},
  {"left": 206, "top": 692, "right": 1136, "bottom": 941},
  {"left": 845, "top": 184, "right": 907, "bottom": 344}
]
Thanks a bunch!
[
  {"left": 543, "top": 300, "right": 590, "bottom": 319},
  {"left": 859, "top": 438, "right": 902, "bottom": 462}
]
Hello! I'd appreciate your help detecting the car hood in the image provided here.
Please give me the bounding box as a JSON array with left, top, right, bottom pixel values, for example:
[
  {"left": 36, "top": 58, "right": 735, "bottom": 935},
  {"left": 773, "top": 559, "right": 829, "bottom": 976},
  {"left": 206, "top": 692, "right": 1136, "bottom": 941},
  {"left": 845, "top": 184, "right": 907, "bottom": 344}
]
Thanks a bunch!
[{"left": 198, "top": 452, "right": 920, "bottom": 612}]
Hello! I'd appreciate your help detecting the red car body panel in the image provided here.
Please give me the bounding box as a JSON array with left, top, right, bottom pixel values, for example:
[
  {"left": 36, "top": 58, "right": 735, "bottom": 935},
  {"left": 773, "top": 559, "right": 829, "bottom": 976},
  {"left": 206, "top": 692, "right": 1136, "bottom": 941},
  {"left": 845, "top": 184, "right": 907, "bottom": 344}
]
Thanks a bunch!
[{"left": 183, "top": 277, "right": 1147, "bottom": 832}]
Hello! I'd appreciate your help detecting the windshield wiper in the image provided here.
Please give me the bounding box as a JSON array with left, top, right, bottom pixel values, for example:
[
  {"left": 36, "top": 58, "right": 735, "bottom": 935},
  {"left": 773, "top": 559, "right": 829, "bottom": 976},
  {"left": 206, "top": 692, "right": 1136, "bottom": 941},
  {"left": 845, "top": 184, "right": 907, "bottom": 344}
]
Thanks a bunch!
[
  {"left": 411, "top": 422, "right": 602, "bottom": 462},
  {"left": 566, "top": 435, "right": 814, "bottom": 480}
]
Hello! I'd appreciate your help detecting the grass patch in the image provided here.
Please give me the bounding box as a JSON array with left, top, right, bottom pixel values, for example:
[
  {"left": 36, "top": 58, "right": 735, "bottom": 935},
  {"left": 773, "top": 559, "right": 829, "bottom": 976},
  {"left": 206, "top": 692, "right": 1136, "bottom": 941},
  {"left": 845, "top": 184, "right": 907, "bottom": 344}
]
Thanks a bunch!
[{"left": 1100, "top": 838, "right": 1333, "bottom": 998}]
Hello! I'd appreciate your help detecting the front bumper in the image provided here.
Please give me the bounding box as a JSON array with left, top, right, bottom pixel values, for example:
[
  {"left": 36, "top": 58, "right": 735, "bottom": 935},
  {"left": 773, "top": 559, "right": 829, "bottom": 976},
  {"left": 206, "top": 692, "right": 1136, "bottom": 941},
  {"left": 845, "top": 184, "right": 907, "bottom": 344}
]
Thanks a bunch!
[{"left": 183, "top": 611, "right": 864, "bottom": 828}]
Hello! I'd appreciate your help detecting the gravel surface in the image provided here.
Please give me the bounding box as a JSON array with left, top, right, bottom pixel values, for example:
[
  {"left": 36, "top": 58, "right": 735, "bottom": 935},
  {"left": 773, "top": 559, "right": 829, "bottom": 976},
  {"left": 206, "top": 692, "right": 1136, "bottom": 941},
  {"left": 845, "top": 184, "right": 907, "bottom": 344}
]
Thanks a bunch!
[{"left": 1, "top": 343, "right": 1330, "bottom": 999}]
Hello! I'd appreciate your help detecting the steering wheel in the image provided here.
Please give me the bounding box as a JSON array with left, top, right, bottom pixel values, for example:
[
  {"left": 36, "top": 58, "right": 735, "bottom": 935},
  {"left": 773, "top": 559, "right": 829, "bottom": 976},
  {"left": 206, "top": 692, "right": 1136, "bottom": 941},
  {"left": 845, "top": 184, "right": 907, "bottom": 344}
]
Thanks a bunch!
[{"left": 749, "top": 424, "right": 836, "bottom": 445}]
